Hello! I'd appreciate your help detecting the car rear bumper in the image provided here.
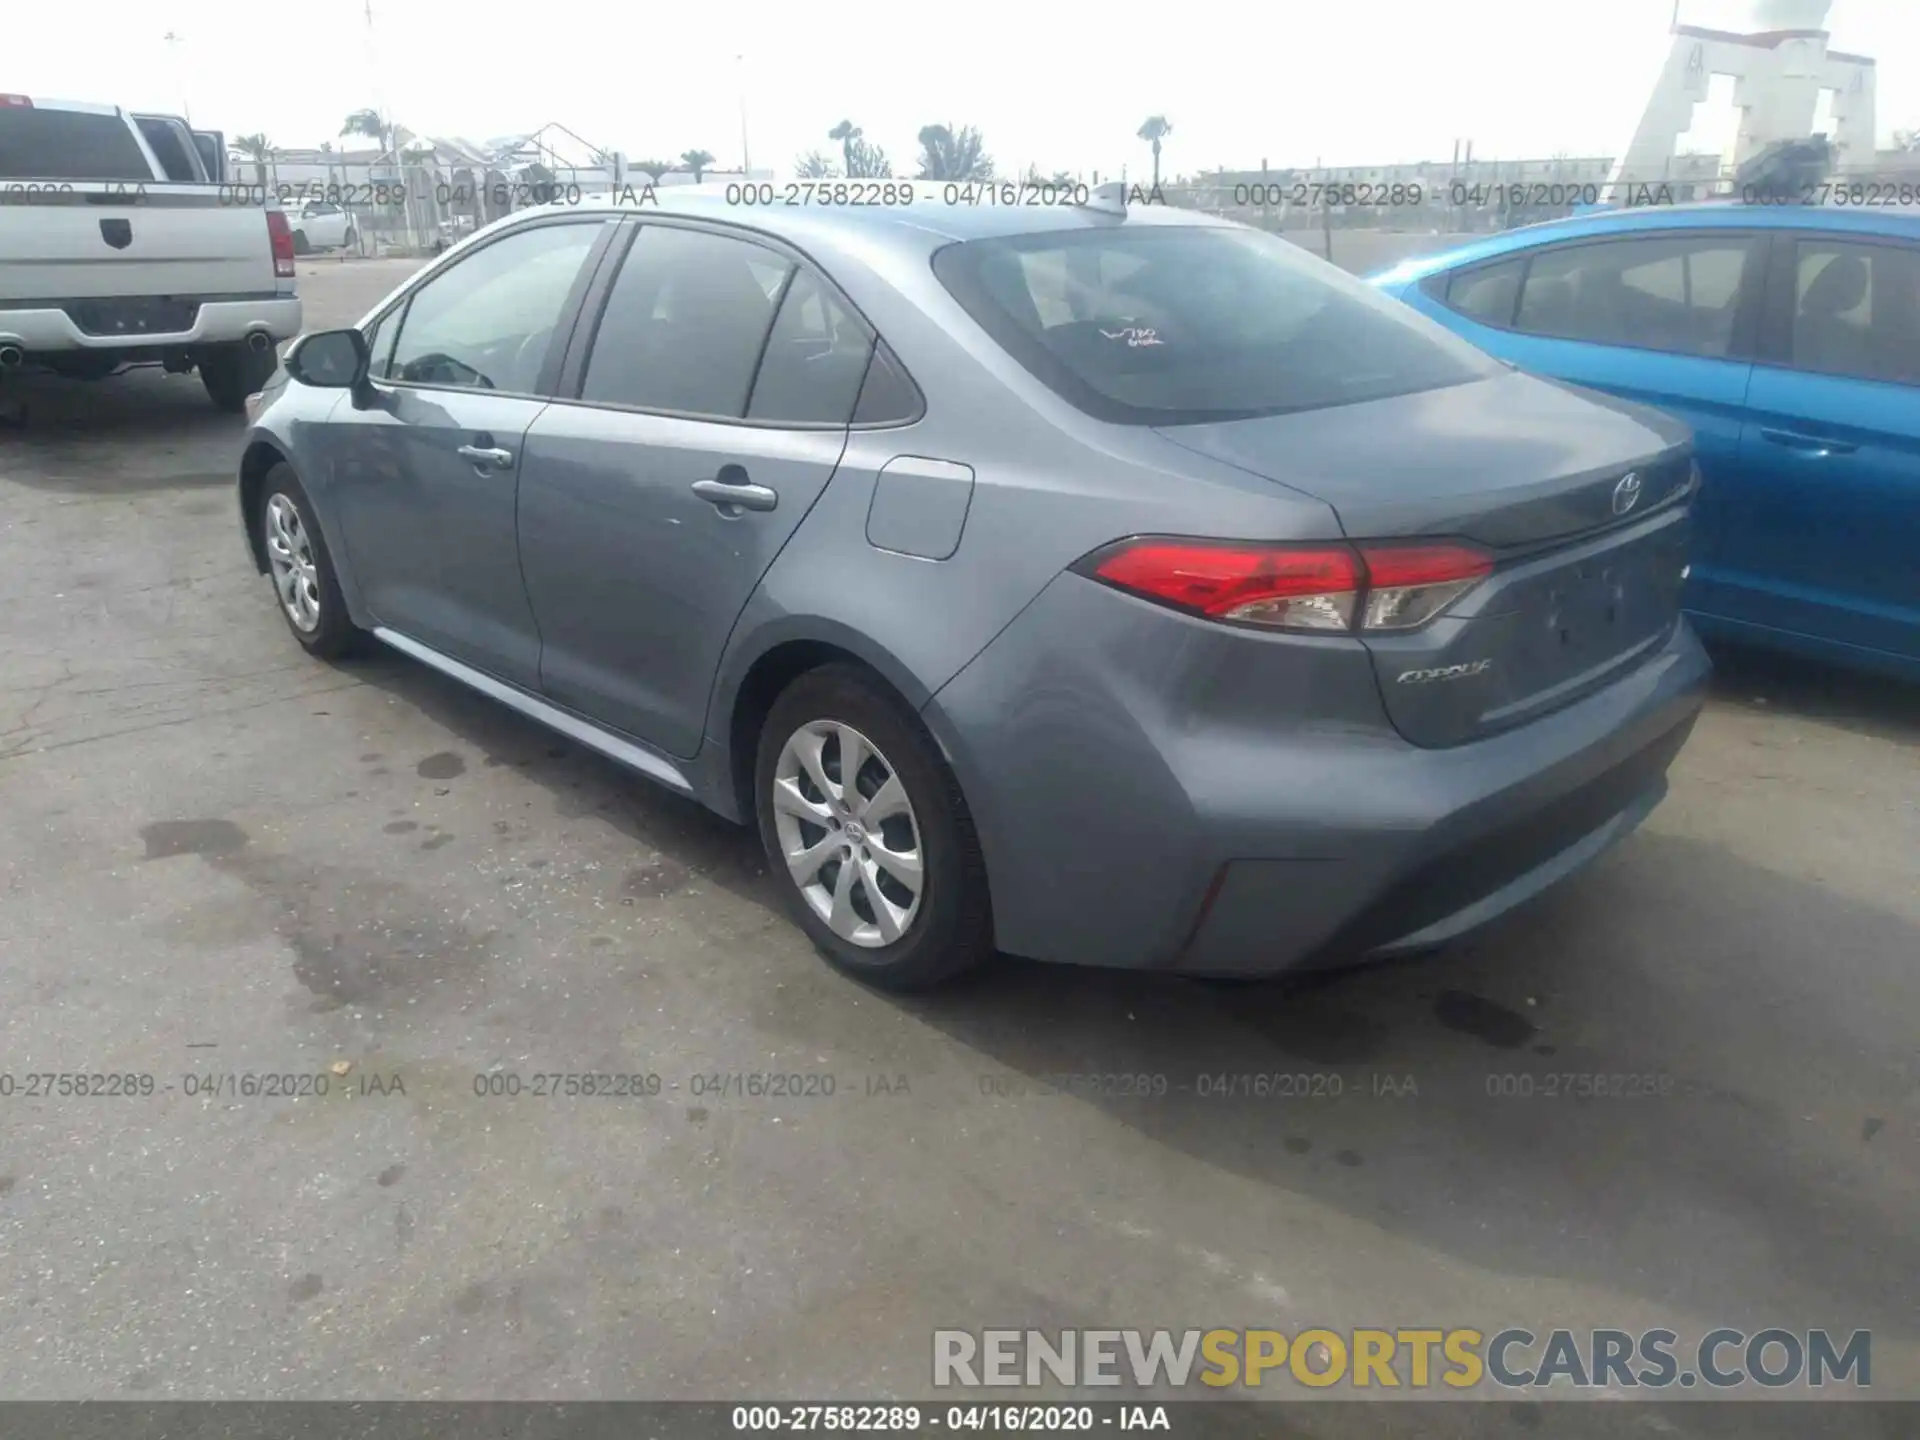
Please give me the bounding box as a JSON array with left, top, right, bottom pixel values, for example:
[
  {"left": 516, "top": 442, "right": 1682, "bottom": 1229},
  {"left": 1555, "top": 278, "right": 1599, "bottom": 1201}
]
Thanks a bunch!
[
  {"left": 0, "top": 296, "right": 302, "bottom": 353},
  {"left": 924, "top": 572, "right": 1711, "bottom": 975}
]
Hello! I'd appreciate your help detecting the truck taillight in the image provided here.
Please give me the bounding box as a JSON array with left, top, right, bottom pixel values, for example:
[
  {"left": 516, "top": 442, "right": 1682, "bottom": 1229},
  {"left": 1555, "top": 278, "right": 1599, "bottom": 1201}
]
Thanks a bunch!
[
  {"left": 0, "top": 95, "right": 33, "bottom": 109},
  {"left": 265, "top": 209, "right": 296, "bottom": 278},
  {"left": 1081, "top": 538, "right": 1493, "bottom": 635}
]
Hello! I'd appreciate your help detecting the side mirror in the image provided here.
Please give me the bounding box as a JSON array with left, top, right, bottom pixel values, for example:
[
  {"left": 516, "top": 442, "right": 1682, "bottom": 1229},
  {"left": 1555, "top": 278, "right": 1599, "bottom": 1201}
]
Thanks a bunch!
[{"left": 284, "top": 328, "right": 369, "bottom": 389}]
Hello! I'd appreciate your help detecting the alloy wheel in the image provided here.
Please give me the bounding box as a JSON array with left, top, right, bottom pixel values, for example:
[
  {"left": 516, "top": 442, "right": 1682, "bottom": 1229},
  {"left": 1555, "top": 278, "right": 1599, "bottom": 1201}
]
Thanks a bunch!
[
  {"left": 263, "top": 493, "right": 322, "bottom": 633},
  {"left": 771, "top": 720, "right": 924, "bottom": 947}
]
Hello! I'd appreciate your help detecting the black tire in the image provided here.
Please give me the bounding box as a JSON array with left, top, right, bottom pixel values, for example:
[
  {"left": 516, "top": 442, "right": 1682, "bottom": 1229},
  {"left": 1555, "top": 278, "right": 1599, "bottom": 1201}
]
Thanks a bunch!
[
  {"left": 343, "top": 227, "right": 358, "bottom": 251},
  {"left": 200, "top": 342, "right": 277, "bottom": 413},
  {"left": 755, "top": 664, "right": 993, "bottom": 991},
  {"left": 255, "top": 465, "right": 363, "bottom": 659},
  {"left": 292, "top": 229, "right": 312, "bottom": 256}
]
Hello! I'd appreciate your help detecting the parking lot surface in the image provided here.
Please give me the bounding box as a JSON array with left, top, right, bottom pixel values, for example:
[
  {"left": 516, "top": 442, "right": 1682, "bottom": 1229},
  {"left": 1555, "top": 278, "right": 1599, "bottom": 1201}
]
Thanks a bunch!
[{"left": 0, "top": 259, "right": 1915, "bottom": 1431}]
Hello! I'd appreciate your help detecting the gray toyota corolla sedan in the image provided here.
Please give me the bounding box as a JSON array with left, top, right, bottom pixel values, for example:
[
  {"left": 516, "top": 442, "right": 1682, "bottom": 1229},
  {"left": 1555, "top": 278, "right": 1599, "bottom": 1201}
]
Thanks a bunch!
[{"left": 238, "top": 184, "right": 1710, "bottom": 990}]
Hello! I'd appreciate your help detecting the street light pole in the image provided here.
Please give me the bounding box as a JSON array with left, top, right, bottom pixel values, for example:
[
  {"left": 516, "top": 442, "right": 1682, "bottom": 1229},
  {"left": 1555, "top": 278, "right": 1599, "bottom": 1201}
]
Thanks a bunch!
[
  {"left": 736, "top": 54, "right": 752, "bottom": 176},
  {"left": 162, "top": 32, "right": 191, "bottom": 124}
]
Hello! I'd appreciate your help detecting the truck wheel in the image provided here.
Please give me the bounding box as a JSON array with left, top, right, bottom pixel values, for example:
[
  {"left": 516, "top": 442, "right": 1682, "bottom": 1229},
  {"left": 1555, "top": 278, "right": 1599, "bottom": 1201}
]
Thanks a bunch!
[
  {"left": 199, "top": 342, "right": 278, "bottom": 413},
  {"left": 292, "top": 229, "right": 312, "bottom": 256},
  {"left": 343, "top": 226, "right": 358, "bottom": 251}
]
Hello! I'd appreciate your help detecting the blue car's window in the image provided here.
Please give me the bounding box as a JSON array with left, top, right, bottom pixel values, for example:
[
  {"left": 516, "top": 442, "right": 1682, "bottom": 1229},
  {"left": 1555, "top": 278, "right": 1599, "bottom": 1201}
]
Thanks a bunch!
[
  {"left": 1510, "top": 235, "right": 1754, "bottom": 360},
  {"left": 745, "top": 266, "right": 876, "bottom": 425},
  {"left": 1445, "top": 259, "right": 1525, "bottom": 327},
  {"left": 932, "top": 225, "right": 1498, "bottom": 425},
  {"left": 1790, "top": 241, "right": 1920, "bottom": 388}
]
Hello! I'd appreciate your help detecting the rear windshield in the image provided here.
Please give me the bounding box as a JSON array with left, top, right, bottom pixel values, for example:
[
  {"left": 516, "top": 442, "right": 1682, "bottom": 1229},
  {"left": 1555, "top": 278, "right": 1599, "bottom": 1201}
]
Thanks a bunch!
[
  {"left": 0, "top": 107, "right": 153, "bottom": 181},
  {"left": 931, "top": 224, "right": 1498, "bottom": 424}
]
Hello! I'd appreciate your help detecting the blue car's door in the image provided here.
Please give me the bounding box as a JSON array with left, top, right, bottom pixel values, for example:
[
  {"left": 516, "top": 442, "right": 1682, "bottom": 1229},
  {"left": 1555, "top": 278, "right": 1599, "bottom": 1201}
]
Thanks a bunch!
[
  {"left": 1724, "top": 232, "right": 1920, "bottom": 665},
  {"left": 1403, "top": 230, "right": 1767, "bottom": 612}
]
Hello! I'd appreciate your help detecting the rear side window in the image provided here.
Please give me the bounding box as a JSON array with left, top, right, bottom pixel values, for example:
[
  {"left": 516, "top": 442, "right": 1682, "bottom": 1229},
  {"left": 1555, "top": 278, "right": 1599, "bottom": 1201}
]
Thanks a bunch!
[
  {"left": 582, "top": 225, "right": 791, "bottom": 417},
  {"left": 1511, "top": 235, "right": 1756, "bottom": 359},
  {"left": 931, "top": 225, "right": 1496, "bottom": 424},
  {"left": 1444, "top": 258, "right": 1525, "bottom": 327},
  {"left": 1788, "top": 240, "right": 1920, "bottom": 387},
  {"left": 135, "top": 118, "right": 201, "bottom": 181},
  {"left": 746, "top": 267, "right": 875, "bottom": 424},
  {"left": 852, "top": 341, "right": 923, "bottom": 425},
  {"left": 0, "top": 107, "right": 153, "bottom": 180}
]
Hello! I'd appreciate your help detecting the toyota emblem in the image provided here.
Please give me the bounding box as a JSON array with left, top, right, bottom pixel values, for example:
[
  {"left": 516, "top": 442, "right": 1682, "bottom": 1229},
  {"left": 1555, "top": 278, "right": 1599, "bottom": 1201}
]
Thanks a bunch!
[{"left": 1611, "top": 472, "right": 1642, "bottom": 516}]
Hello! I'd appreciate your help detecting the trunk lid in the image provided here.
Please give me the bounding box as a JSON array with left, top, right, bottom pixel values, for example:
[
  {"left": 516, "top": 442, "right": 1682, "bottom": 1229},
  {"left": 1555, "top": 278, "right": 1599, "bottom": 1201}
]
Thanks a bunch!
[
  {"left": 1156, "top": 371, "right": 1697, "bottom": 747},
  {"left": 0, "top": 186, "right": 276, "bottom": 303}
]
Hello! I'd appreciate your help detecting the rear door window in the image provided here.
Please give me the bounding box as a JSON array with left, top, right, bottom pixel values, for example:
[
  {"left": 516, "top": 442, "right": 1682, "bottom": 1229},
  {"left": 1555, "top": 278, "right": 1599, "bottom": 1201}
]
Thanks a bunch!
[
  {"left": 746, "top": 266, "right": 875, "bottom": 425},
  {"left": 0, "top": 106, "right": 154, "bottom": 180},
  {"left": 1443, "top": 258, "right": 1526, "bottom": 327},
  {"left": 931, "top": 225, "right": 1497, "bottom": 424},
  {"left": 580, "top": 225, "right": 791, "bottom": 418},
  {"left": 1787, "top": 239, "right": 1920, "bottom": 387},
  {"left": 1511, "top": 235, "right": 1759, "bottom": 359}
]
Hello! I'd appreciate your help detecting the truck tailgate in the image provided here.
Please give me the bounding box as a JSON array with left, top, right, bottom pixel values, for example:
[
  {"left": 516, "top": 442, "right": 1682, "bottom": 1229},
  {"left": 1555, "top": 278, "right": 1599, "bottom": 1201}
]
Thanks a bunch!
[{"left": 0, "top": 188, "right": 276, "bottom": 301}]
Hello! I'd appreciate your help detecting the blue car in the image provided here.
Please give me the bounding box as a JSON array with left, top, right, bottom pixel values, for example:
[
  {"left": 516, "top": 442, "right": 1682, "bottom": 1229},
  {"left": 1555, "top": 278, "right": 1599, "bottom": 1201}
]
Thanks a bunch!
[{"left": 1372, "top": 203, "right": 1920, "bottom": 680}]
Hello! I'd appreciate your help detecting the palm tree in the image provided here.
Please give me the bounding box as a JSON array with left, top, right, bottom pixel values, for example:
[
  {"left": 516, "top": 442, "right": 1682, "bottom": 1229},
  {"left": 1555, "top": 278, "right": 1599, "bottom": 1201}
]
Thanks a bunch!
[
  {"left": 915, "top": 124, "right": 993, "bottom": 182},
  {"left": 828, "top": 120, "right": 862, "bottom": 176},
  {"left": 796, "top": 150, "right": 841, "bottom": 178},
  {"left": 847, "top": 138, "right": 891, "bottom": 178},
  {"left": 1137, "top": 115, "right": 1172, "bottom": 189},
  {"left": 630, "top": 158, "right": 672, "bottom": 183},
  {"left": 680, "top": 148, "right": 716, "bottom": 182},
  {"left": 340, "top": 107, "right": 393, "bottom": 163},
  {"left": 234, "top": 133, "right": 275, "bottom": 189}
]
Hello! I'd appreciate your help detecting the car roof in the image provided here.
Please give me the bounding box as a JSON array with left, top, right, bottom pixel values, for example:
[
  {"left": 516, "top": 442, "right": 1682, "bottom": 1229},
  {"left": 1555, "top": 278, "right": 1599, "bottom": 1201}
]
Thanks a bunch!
[
  {"left": 1374, "top": 200, "right": 1920, "bottom": 282},
  {"left": 503, "top": 181, "right": 1231, "bottom": 252}
]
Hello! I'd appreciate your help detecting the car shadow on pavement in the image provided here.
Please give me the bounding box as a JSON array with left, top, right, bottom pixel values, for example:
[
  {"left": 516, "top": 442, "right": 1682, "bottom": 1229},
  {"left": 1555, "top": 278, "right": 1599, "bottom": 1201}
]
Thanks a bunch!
[
  {"left": 0, "top": 369, "right": 247, "bottom": 493},
  {"left": 337, "top": 640, "right": 1917, "bottom": 1344},
  {"left": 898, "top": 831, "right": 1920, "bottom": 1343},
  {"left": 340, "top": 645, "right": 779, "bottom": 917},
  {"left": 1705, "top": 640, "right": 1920, "bottom": 748}
]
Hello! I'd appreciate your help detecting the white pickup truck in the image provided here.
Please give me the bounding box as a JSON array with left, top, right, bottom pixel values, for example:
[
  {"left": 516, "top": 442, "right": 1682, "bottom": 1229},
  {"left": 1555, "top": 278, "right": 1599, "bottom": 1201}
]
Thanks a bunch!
[{"left": 0, "top": 94, "right": 303, "bottom": 412}]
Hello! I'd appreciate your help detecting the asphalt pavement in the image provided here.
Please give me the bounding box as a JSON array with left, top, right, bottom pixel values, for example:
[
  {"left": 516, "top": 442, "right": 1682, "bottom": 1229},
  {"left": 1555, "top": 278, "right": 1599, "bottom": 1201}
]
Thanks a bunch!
[{"left": 0, "top": 258, "right": 1914, "bottom": 1433}]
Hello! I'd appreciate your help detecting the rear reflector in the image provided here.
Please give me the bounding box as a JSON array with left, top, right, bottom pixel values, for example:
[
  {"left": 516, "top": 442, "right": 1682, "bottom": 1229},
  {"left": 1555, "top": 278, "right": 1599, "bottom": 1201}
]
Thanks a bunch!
[
  {"left": 265, "top": 208, "right": 296, "bottom": 278},
  {"left": 1083, "top": 537, "right": 1492, "bottom": 635}
]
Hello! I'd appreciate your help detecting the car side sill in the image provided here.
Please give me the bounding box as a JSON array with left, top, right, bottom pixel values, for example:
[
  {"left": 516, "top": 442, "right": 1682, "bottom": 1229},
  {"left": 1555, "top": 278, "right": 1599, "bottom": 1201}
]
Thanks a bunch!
[{"left": 371, "top": 627, "right": 693, "bottom": 795}]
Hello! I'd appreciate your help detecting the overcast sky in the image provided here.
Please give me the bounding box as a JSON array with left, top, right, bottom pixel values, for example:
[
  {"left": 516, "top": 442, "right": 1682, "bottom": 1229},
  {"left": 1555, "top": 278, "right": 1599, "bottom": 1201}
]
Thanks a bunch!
[{"left": 11, "top": 0, "right": 1916, "bottom": 174}]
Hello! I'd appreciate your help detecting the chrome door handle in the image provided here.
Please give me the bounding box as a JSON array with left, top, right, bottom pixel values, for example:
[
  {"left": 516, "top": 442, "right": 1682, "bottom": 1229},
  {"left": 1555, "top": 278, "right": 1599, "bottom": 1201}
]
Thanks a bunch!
[
  {"left": 691, "top": 477, "right": 778, "bottom": 513},
  {"left": 456, "top": 444, "right": 514, "bottom": 468}
]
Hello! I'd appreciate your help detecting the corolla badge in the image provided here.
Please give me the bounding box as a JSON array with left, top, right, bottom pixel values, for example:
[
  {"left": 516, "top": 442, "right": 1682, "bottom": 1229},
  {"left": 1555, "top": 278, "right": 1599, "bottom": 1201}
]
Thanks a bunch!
[
  {"left": 1396, "top": 659, "right": 1493, "bottom": 684},
  {"left": 1611, "top": 471, "right": 1642, "bottom": 516}
]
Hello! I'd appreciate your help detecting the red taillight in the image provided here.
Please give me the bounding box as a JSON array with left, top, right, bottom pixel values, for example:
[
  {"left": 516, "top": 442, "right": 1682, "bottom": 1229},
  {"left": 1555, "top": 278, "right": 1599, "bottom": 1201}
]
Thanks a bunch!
[
  {"left": 1085, "top": 537, "right": 1492, "bottom": 634},
  {"left": 0, "top": 95, "right": 33, "bottom": 109},
  {"left": 265, "top": 208, "right": 296, "bottom": 278},
  {"left": 1093, "top": 541, "right": 1362, "bottom": 631}
]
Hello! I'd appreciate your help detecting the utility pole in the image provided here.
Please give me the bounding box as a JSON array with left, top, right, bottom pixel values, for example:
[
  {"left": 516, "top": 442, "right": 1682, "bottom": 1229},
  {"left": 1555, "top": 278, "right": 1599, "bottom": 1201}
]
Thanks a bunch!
[
  {"left": 162, "top": 32, "right": 191, "bottom": 124},
  {"left": 736, "top": 54, "right": 752, "bottom": 176}
]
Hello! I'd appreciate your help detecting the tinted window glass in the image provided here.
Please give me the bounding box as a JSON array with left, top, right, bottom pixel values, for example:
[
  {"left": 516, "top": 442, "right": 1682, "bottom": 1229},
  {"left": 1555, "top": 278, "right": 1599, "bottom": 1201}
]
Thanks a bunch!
[
  {"left": 932, "top": 226, "right": 1496, "bottom": 424},
  {"left": 1445, "top": 259, "right": 1525, "bottom": 327},
  {"left": 363, "top": 312, "right": 397, "bottom": 379},
  {"left": 0, "top": 107, "right": 153, "bottom": 180},
  {"left": 746, "top": 267, "right": 874, "bottom": 424},
  {"left": 386, "top": 221, "right": 598, "bottom": 393},
  {"left": 1513, "top": 236, "right": 1753, "bottom": 358},
  {"left": 852, "top": 341, "right": 923, "bottom": 425},
  {"left": 1790, "top": 241, "right": 1920, "bottom": 387},
  {"left": 135, "top": 118, "right": 200, "bottom": 181},
  {"left": 583, "top": 226, "right": 791, "bottom": 417}
]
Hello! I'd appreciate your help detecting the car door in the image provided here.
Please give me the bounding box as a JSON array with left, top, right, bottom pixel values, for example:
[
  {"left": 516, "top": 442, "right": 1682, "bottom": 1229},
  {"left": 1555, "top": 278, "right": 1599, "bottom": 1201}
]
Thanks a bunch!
[
  {"left": 322, "top": 215, "right": 615, "bottom": 688},
  {"left": 516, "top": 220, "right": 881, "bottom": 757},
  {"left": 1412, "top": 231, "right": 1765, "bottom": 602},
  {"left": 1727, "top": 232, "right": 1920, "bottom": 661}
]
